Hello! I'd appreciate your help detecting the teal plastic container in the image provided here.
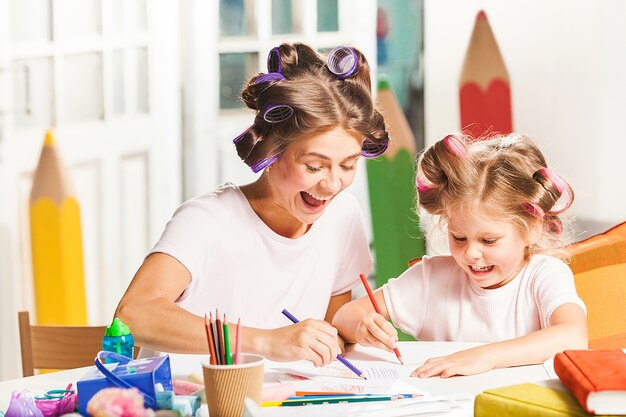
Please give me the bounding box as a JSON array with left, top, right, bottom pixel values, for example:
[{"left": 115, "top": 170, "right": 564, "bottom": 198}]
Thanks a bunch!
[{"left": 102, "top": 317, "right": 134, "bottom": 361}]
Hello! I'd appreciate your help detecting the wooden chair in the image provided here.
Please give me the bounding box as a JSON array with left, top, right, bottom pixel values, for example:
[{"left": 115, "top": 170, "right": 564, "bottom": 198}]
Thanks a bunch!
[
  {"left": 18, "top": 311, "right": 106, "bottom": 376},
  {"left": 567, "top": 221, "right": 626, "bottom": 349}
]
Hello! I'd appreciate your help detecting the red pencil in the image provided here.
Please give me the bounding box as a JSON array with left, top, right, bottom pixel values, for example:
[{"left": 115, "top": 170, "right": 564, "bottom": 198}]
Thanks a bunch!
[
  {"left": 204, "top": 313, "right": 217, "bottom": 365},
  {"left": 235, "top": 318, "right": 242, "bottom": 364},
  {"left": 359, "top": 274, "right": 404, "bottom": 364}
]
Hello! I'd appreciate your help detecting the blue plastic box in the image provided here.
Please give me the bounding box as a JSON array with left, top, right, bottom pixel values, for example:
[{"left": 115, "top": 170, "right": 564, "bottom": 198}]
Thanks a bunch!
[{"left": 77, "top": 352, "right": 173, "bottom": 416}]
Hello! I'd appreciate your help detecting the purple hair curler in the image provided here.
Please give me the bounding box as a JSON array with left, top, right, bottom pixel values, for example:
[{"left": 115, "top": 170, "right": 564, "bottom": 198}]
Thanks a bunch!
[
  {"left": 251, "top": 154, "right": 280, "bottom": 173},
  {"left": 267, "top": 47, "right": 282, "bottom": 73},
  {"left": 326, "top": 46, "right": 359, "bottom": 79},
  {"left": 361, "top": 138, "right": 389, "bottom": 158},
  {"left": 232, "top": 128, "right": 250, "bottom": 144},
  {"left": 255, "top": 72, "right": 284, "bottom": 84},
  {"left": 261, "top": 103, "right": 293, "bottom": 123}
]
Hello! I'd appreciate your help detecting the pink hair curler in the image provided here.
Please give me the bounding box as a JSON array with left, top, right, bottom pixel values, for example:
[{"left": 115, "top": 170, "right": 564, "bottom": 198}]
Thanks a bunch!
[
  {"left": 442, "top": 135, "right": 467, "bottom": 158},
  {"left": 416, "top": 177, "right": 433, "bottom": 193},
  {"left": 537, "top": 168, "right": 573, "bottom": 214},
  {"left": 521, "top": 202, "right": 545, "bottom": 219}
]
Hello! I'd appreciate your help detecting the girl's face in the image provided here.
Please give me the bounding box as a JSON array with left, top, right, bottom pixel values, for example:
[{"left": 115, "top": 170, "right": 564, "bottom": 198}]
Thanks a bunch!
[
  {"left": 447, "top": 205, "right": 531, "bottom": 289},
  {"left": 269, "top": 126, "right": 363, "bottom": 225}
]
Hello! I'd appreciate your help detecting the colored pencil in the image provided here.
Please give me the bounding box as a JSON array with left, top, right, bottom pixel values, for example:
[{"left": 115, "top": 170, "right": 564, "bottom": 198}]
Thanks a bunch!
[
  {"left": 210, "top": 314, "right": 220, "bottom": 365},
  {"left": 289, "top": 393, "right": 420, "bottom": 399},
  {"left": 369, "top": 79, "right": 425, "bottom": 292},
  {"left": 359, "top": 274, "right": 404, "bottom": 364},
  {"left": 281, "top": 309, "right": 366, "bottom": 380},
  {"left": 30, "top": 129, "right": 87, "bottom": 325},
  {"left": 263, "top": 395, "right": 397, "bottom": 407},
  {"left": 459, "top": 10, "right": 512, "bottom": 137},
  {"left": 204, "top": 313, "right": 217, "bottom": 365},
  {"left": 213, "top": 310, "right": 222, "bottom": 365},
  {"left": 235, "top": 318, "right": 242, "bottom": 364},
  {"left": 223, "top": 314, "right": 232, "bottom": 365},
  {"left": 216, "top": 309, "right": 225, "bottom": 365},
  {"left": 295, "top": 391, "right": 355, "bottom": 396}
]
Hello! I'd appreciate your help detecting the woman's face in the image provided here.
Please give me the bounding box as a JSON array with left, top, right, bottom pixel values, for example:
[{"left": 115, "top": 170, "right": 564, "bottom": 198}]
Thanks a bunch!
[{"left": 269, "top": 127, "right": 363, "bottom": 225}]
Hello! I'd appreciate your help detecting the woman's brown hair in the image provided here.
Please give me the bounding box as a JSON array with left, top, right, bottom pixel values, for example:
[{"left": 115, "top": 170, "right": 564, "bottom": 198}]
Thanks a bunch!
[{"left": 234, "top": 43, "right": 389, "bottom": 171}]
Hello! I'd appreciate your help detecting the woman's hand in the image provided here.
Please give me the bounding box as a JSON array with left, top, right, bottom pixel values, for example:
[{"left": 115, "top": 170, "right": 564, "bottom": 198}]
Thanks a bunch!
[
  {"left": 411, "top": 345, "right": 495, "bottom": 378},
  {"left": 257, "top": 319, "right": 342, "bottom": 367},
  {"left": 354, "top": 312, "right": 399, "bottom": 354}
]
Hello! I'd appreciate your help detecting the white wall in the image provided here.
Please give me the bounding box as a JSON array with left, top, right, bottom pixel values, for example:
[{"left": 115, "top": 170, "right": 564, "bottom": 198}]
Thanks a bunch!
[{"left": 424, "top": 0, "right": 626, "bottom": 238}]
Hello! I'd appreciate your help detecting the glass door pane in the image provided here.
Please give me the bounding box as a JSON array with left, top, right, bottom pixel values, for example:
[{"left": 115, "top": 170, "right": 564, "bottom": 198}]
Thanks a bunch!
[
  {"left": 219, "top": 0, "right": 256, "bottom": 37},
  {"left": 317, "top": 0, "right": 339, "bottom": 32},
  {"left": 219, "top": 52, "right": 258, "bottom": 110}
]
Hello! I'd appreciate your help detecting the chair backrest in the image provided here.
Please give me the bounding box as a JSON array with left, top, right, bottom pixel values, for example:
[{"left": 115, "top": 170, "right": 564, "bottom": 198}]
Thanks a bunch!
[
  {"left": 566, "top": 221, "right": 626, "bottom": 349},
  {"left": 18, "top": 311, "right": 106, "bottom": 377}
]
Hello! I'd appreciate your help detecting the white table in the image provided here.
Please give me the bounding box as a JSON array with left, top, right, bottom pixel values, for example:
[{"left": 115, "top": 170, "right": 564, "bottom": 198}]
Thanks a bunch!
[{"left": 0, "top": 342, "right": 554, "bottom": 416}]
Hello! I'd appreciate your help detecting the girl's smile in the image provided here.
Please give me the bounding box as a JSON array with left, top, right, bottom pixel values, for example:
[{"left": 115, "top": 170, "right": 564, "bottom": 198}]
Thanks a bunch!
[{"left": 447, "top": 205, "right": 531, "bottom": 289}]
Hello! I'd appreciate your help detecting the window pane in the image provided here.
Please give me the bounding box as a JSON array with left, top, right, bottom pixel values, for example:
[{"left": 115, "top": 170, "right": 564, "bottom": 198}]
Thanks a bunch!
[
  {"left": 111, "top": 48, "right": 149, "bottom": 115},
  {"left": 57, "top": 0, "right": 102, "bottom": 38},
  {"left": 10, "top": 0, "right": 52, "bottom": 42},
  {"left": 63, "top": 53, "right": 103, "bottom": 122},
  {"left": 112, "top": 0, "right": 147, "bottom": 34},
  {"left": 112, "top": 50, "right": 124, "bottom": 115},
  {"left": 130, "top": 47, "right": 149, "bottom": 114},
  {"left": 13, "top": 58, "right": 54, "bottom": 128},
  {"left": 272, "top": 0, "right": 293, "bottom": 35},
  {"left": 219, "top": 52, "right": 258, "bottom": 110},
  {"left": 220, "top": 0, "right": 256, "bottom": 37},
  {"left": 317, "top": 0, "right": 339, "bottom": 32}
]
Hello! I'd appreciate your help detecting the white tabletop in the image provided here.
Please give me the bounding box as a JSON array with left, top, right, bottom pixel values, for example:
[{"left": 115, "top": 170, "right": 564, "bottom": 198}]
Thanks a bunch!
[{"left": 0, "top": 342, "right": 553, "bottom": 416}]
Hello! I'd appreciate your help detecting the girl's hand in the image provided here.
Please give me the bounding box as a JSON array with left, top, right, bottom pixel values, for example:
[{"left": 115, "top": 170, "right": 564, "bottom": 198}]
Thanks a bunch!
[
  {"left": 354, "top": 312, "right": 399, "bottom": 353},
  {"left": 259, "top": 319, "right": 342, "bottom": 367},
  {"left": 411, "top": 346, "right": 495, "bottom": 378}
]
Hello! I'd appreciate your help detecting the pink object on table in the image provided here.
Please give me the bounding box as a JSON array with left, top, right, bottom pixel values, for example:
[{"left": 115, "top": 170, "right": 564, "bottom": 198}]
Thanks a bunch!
[
  {"left": 261, "top": 383, "right": 296, "bottom": 402},
  {"left": 173, "top": 379, "right": 204, "bottom": 396}
]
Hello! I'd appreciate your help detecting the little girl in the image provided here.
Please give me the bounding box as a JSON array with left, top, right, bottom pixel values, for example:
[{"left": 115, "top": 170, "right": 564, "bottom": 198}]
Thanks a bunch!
[{"left": 333, "top": 133, "right": 588, "bottom": 378}]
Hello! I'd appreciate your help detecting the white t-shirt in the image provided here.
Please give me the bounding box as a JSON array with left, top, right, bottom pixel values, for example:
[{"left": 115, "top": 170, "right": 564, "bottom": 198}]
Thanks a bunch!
[
  {"left": 382, "top": 254, "right": 586, "bottom": 342},
  {"left": 149, "top": 183, "right": 372, "bottom": 329}
]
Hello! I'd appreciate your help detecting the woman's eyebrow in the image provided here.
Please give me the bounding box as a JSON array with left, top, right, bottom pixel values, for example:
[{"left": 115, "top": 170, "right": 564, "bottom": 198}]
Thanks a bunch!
[{"left": 302, "top": 152, "right": 362, "bottom": 161}]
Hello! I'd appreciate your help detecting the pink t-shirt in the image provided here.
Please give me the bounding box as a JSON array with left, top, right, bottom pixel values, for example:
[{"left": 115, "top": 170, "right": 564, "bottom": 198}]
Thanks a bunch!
[{"left": 382, "top": 255, "right": 586, "bottom": 342}]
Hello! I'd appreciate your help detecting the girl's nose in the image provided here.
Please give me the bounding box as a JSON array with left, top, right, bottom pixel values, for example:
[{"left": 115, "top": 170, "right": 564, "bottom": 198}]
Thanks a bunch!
[{"left": 465, "top": 241, "right": 482, "bottom": 260}]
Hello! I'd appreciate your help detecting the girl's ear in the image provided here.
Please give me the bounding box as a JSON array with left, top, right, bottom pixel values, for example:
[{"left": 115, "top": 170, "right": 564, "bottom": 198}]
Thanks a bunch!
[{"left": 527, "top": 220, "right": 543, "bottom": 246}]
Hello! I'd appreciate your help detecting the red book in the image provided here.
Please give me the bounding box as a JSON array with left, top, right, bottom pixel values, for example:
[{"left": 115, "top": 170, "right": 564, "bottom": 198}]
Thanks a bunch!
[{"left": 554, "top": 349, "right": 626, "bottom": 414}]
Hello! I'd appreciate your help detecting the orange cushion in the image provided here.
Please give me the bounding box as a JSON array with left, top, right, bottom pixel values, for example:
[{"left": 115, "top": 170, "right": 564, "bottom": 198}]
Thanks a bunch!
[{"left": 567, "top": 221, "right": 626, "bottom": 349}]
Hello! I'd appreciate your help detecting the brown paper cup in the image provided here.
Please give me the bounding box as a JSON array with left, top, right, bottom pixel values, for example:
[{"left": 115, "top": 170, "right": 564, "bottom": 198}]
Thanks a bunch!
[{"left": 202, "top": 354, "right": 264, "bottom": 417}]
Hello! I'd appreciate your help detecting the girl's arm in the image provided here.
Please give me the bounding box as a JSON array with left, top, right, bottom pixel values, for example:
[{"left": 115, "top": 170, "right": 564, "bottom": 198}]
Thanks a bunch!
[
  {"left": 412, "top": 302, "right": 588, "bottom": 378},
  {"left": 332, "top": 288, "right": 399, "bottom": 353},
  {"left": 115, "top": 253, "right": 342, "bottom": 366}
]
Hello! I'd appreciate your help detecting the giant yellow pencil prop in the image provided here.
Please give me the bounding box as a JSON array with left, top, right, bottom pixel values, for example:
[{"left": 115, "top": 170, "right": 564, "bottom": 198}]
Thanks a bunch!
[{"left": 29, "top": 129, "right": 87, "bottom": 325}]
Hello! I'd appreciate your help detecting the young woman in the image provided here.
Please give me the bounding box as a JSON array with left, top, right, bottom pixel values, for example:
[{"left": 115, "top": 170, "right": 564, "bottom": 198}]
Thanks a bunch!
[{"left": 115, "top": 43, "right": 389, "bottom": 366}]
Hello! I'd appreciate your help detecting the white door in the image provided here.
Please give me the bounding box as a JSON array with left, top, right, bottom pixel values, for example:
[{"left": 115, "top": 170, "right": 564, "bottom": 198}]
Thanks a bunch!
[
  {"left": 0, "top": 0, "right": 181, "bottom": 379},
  {"left": 182, "top": 0, "right": 377, "bottom": 229}
]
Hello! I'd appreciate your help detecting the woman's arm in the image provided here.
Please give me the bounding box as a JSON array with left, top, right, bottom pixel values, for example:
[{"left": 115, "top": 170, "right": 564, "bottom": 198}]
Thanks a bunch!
[
  {"left": 412, "top": 303, "right": 588, "bottom": 378},
  {"left": 332, "top": 288, "right": 399, "bottom": 353},
  {"left": 115, "top": 253, "right": 343, "bottom": 365}
]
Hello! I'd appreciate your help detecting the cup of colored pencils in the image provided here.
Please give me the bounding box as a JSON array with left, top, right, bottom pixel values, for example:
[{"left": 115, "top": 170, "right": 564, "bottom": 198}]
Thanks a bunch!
[{"left": 202, "top": 312, "right": 263, "bottom": 417}]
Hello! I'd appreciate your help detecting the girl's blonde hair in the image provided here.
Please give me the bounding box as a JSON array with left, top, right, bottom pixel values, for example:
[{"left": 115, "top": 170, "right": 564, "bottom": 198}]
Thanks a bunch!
[{"left": 416, "top": 133, "right": 575, "bottom": 259}]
